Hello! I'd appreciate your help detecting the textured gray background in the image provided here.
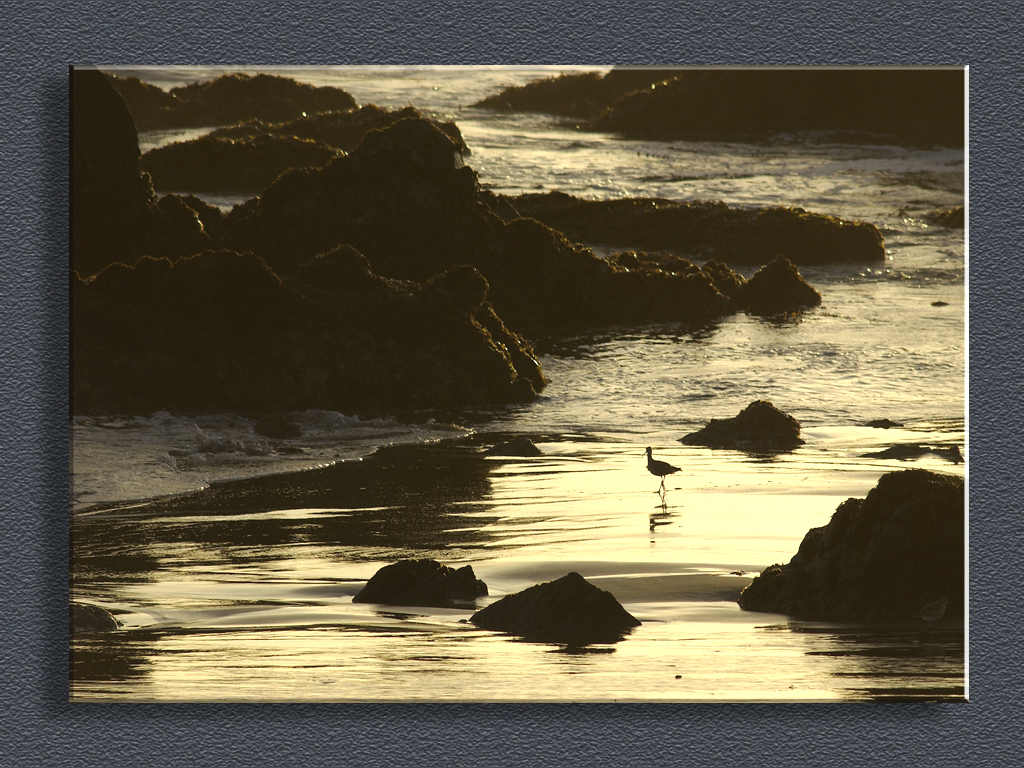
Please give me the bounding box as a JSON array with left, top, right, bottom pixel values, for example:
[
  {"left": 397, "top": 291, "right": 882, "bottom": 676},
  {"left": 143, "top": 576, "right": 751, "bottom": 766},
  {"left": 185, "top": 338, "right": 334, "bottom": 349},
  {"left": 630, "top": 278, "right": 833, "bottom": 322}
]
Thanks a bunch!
[{"left": 2, "top": 1, "right": 1020, "bottom": 765}]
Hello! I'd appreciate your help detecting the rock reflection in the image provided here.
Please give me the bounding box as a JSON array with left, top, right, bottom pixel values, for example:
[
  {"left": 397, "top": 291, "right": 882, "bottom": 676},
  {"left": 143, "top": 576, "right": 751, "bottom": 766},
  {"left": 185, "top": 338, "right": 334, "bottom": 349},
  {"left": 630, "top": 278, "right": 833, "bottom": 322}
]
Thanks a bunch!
[{"left": 762, "top": 622, "right": 965, "bottom": 701}]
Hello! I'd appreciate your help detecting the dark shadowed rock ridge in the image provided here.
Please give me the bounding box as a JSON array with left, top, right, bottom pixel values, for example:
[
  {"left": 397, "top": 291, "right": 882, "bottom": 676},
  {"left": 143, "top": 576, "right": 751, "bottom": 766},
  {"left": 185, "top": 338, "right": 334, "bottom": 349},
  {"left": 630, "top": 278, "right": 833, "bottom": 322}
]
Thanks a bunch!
[
  {"left": 106, "top": 71, "right": 357, "bottom": 131},
  {"left": 473, "top": 68, "right": 684, "bottom": 118},
  {"left": 218, "top": 116, "right": 741, "bottom": 330},
  {"left": 206, "top": 104, "right": 469, "bottom": 155},
  {"left": 588, "top": 69, "right": 965, "bottom": 148},
  {"left": 72, "top": 72, "right": 547, "bottom": 417},
  {"left": 471, "top": 572, "right": 641, "bottom": 645},
  {"left": 140, "top": 133, "right": 342, "bottom": 194},
  {"left": 681, "top": 400, "right": 804, "bottom": 452},
  {"left": 353, "top": 559, "right": 488, "bottom": 608},
  {"left": 139, "top": 105, "right": 470, "bottom": 195},
  {"left": 72, "top": 68, "right": 213, "bottom": 278},
  {"left": 509, "top": 191, "right": 884, "bottom": 266},
  {"left": 72, "top": 247, "right": 545, "bottom": 415},
  {"left": 738, "top": 469, "right": 964, "bottom": 623}
]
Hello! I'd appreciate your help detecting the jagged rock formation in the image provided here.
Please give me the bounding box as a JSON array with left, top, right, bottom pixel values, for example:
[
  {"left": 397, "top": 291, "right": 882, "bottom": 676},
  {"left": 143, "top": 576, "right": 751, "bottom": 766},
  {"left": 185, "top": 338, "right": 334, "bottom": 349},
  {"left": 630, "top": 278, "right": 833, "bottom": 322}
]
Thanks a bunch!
[
  {"left": 738, "top": 469, "right": 964, "bottom": 623},
  {"left": 72, "top": 248, "right": 545, "bottom": 415},
  {"left": 218, "top": 117, "right": 737, "bottom": 330}
]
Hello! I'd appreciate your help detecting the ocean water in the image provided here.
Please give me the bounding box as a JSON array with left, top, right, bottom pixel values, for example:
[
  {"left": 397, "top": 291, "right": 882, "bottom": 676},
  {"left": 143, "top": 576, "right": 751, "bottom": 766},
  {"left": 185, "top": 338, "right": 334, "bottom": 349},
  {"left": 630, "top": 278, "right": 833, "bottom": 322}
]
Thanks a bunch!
[{"left": 71, "top": 67, "right": 966, "bottom": 702}]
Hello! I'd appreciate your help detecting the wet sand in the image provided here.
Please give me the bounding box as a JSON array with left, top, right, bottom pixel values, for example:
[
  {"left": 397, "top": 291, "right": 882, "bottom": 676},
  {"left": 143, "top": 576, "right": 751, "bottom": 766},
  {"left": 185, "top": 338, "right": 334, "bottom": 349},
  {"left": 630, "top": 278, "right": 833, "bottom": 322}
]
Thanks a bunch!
[{"left": 71, "top": 432, "right": 965, "bottom": 702}]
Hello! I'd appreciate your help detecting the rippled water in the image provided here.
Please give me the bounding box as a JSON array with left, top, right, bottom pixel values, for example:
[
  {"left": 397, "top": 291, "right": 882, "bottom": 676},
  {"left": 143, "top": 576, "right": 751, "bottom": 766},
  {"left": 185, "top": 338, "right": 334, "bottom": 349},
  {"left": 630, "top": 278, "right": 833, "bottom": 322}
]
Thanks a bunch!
[{"left": 71, "top": 67, "right": 966, "bottom": 702}]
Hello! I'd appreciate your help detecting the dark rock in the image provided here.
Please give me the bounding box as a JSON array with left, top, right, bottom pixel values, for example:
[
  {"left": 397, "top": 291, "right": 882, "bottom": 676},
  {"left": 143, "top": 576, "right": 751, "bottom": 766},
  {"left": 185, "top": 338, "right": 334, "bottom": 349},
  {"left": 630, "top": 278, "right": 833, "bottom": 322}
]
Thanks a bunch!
[
  {"left": 588, "top": 69, "right": 964, "bottom": 148},
  {"left": 353, "top": 559, "right": 488, "bottom": 608},
  {"left": 701, "top": 258, "right": 748, "bottom": 305},
  {"left": 178, "top": 194, "right": 227, "bottom": 240},
  {"left": 253, "top": 414, "right": 302, "bottom": 439},
  {"left": 103, "top": 73, "right": 182, "bottom": 131},
  {"left": 141, "top": 133, "right": 341, "bottom": 193},
  {"left": 219, "top": 117, "right": 733, "bottom": 330},
  {"left": 72, "top": 247, "right": 545, "bottom": 415},
  {"left": 862, "top": 444, "right": 963, "bottom": 464},
  {"left": 72, "top": 68, "right": 211, "bottom": 277},
  {"left": 509, "top": 192, "right": 884, "bottom": 266},
  {"left": 680, "top": 400, "right": 804, "bottom": 452},
  {"left": 70, "top": 602, "right": 120, "bottom": 634},
  {"left": 740, "top": 256, "right": 822, "bottom": 316},
  {"left": 866, "top": 419, "right": 904, "bottom": 429},
  {"left": 138, "top": 104, "right": 470, "bottom": 195},
  {"left": 470, "top": 572, "right": 641, "bottom": 645},
  {"left": 421, "top": 264, "right": 490, "bottom": 315},
  {"left": 924, "top": 206, "right": 965, "bottom": 228},
  {"left": 108, "top": 71, "right": 357, "bottom": 130},
  {"left": 738, "top": 469, "right": 964, "bottom": 623},
  {"left": 473, "top": 68, "right": 683, "bottom": 118},
  {"left": 208, "top": 104, "right": 469, "bottom": 155},
  {"left": 484, "top": 436, "right": 542, "bottom": 456},
  {"left": 931, "top": 300, "right": 950, "bottom": 307}
]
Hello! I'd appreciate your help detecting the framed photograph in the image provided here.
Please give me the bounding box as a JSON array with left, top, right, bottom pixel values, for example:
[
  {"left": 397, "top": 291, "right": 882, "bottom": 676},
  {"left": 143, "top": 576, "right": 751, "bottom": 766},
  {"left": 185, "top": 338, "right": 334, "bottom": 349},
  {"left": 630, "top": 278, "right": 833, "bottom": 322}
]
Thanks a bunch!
[{"left": 70, "top": 64, "right": 965, "bottom": 703}]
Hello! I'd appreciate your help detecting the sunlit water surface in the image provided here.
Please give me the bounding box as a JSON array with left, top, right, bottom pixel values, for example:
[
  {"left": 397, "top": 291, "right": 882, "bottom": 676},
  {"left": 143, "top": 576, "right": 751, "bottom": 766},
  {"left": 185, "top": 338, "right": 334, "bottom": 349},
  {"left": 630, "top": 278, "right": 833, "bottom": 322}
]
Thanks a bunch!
[{"left": 72, "top": 67, "right": 966, "bottom": 702}]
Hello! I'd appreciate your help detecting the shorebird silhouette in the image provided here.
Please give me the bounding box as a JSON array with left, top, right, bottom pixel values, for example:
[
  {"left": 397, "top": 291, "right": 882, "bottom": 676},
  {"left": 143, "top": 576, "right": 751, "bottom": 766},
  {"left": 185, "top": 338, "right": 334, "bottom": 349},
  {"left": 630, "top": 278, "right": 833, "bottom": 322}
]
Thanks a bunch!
[
  {"left": 912, "top": 596, "right": 948, "bottom": 624},
  {"left": 645, "top": 447, "right": 680, "bottom": 494}
]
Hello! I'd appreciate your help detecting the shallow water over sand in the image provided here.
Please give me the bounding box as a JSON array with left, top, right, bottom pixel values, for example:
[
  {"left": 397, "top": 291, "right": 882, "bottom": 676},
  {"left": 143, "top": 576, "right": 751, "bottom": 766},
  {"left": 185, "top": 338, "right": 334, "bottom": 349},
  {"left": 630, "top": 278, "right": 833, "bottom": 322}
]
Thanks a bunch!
[
  {"left": 72, "top": 438, "right": 965, "bottom": 702},
  {"left": 72, "top": 67, "right": 965, "bottom": 701}
]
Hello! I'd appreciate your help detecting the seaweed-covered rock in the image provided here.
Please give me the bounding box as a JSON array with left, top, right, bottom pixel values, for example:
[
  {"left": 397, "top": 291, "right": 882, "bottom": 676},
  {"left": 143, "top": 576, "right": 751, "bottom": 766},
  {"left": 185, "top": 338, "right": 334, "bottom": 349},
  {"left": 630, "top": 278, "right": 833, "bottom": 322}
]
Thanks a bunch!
[
  {"left": 220, "top": 117, "right": 734, "bottom": 330},
  {"left": 589, "top": 69, "right": 964, "bottom": 148},
  {"left": 473, "top": 68, "right": 682, "bottom": 118},
  {"left": 139, "top": 105, "right": 471, "bottom": 195},
  {"left": 924, "top": 206, "right": 965, "bottom": 228},
  {"left": 72, "top": 68, "right": 211, "bottom": 277},
  {"left": 471, "top": 572, "right": 641, "bottom": 645},
  {"left": 141, "top": 133, "right": 341, "bottom": 193},
  {"left": 72, "top": 247, "right": 545, "bottom": 415},
  {"left": 510, "top": 192, "right": 884, "bottom": 266},
  {"left": 107, "top": 71, "right": 357, "bottom": 130},
  {"left": 738, "top": 469, "right": 964, "bottom": 623},
  {"left": 70, "top": 602, "right": 120, "bottom": 634},
  {"left": 680, "top": 400, "right": 804, "bottom": 452},
  {"left": 208, "top": 104, "right": 468, "bottom": 155},
  {"left": 740, "top": 256, "right": 822, "bottom": 315},
  {"left": 353, "top": 559, "right": 488, "bottom": 608}
]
